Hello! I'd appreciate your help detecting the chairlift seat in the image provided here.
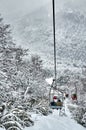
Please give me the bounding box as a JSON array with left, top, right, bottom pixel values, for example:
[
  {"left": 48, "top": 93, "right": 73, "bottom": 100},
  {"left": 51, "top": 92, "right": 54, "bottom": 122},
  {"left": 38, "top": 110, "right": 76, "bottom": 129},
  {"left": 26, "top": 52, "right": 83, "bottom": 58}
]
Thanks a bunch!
[
  {"left": 50, "top": 101, "right": 63, "bottom": 109},
  {"left": 56, "top": 101, "right": 63, "bottom": 106},
  {"left": 50, "top": 105, "right": 62, "bottom": 109}
]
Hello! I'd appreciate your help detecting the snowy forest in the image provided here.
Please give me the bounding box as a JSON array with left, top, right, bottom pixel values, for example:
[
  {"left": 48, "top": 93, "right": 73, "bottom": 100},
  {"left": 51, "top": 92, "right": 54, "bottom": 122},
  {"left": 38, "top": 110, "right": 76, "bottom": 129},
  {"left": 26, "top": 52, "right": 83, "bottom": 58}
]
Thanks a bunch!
[
  {"left": 0, "top": 15, "right": 53, "bottom": 129},
  {"left": 0, "top": 14, "right": 86, "bottom": 130},
  {"left": 0, "top": 0, "right": 86, "bottom": 130}
]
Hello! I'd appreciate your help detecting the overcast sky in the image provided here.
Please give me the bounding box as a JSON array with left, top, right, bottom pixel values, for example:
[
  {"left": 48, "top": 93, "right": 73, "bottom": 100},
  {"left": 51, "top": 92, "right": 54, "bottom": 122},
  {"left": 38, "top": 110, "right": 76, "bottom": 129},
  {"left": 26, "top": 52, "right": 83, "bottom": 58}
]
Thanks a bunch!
[
  {"left": 0, "top": 0, "right": 50, "bottom": 12},
  {"left": 0, "top": 0, "right": 86, "bottom": 14},
  {"left": 0, "top": 0, "right": 86, "bottom": 23},
  {"left": 0, "top": 0, "right": 50, "bottom": 22}
]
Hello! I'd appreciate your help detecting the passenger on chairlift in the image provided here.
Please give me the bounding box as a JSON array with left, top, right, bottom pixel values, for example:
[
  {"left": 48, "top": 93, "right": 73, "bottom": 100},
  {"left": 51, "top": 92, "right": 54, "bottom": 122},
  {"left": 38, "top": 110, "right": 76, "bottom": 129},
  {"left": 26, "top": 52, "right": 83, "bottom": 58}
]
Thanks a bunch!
[
  {"left": 50, "top": 97, "right": 63, "bottom": 107},
  {"left": 53, "top": 96, "right": 57, "bottom": 100},
  {"left": 57, "top": 99, "right": 63, "bottom": 106},
  {"left": 71, "top": 94, "right": 77, "bottom": 100}
]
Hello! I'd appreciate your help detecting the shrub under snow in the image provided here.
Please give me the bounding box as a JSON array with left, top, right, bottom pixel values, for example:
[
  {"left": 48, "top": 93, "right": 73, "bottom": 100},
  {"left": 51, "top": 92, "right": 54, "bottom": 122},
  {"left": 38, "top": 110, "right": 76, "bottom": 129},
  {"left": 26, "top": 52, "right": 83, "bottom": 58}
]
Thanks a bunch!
[
  {"left": 72, "top": 107, "right": 86, "bottom": 127},
  {"left": 0, "top": 107, "right": 34, "bottom": 130}
]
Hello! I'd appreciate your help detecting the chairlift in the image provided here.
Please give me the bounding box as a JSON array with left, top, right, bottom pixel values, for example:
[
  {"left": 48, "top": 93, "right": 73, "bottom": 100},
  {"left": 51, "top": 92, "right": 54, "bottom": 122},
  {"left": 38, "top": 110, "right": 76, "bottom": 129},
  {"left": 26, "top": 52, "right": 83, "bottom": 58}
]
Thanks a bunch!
[
  {"left": 49, "top": 96, "right": 63, "bottom": 109},
  {"left": 48, "top": 0, "right": 64, "bottom": 110},
  {"left": 49, "top": 80, "right": 63, "bottom": 110}
]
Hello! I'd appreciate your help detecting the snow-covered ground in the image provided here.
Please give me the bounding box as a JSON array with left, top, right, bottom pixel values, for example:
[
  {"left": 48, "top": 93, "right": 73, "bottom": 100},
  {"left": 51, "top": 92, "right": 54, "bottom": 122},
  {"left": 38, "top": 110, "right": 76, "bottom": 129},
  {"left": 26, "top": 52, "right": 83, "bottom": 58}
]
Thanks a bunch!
[
  {"left": 0, "top": 99, "right": 85, "bottom": 130},
  {"left": 25, "top": 113, "right": 85, "bottom": 130},
  {"left": 24, "top": 99, "right": 85, "bottom": 130}
]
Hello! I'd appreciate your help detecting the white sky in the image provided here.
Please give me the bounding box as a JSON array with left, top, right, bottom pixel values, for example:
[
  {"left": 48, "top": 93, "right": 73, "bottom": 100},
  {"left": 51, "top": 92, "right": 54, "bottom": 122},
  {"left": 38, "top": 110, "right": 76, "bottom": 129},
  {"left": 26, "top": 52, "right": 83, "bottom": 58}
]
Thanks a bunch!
[
  {"left": 0, "top": 0, "right": 86, "bottom": 23},
  {"left": 0, "top": 0, "right": 49, "bottom": 12},
  {"left": 0, "top": 0, "right": 50, "bottom": 22},
  {"left": 0, "top": 0, "right": 86, "bottom": 14}
]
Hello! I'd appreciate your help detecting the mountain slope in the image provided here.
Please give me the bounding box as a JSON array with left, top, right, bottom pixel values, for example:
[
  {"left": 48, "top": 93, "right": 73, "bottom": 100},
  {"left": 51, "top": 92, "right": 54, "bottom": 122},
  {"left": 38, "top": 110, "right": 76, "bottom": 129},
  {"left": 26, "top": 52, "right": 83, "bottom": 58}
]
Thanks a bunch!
[
  {"left": 24, "top": 100, "right": 86, "bottom": 130},
  {"left": 14, "top": 5, "right": 86, "bottom": 70}
]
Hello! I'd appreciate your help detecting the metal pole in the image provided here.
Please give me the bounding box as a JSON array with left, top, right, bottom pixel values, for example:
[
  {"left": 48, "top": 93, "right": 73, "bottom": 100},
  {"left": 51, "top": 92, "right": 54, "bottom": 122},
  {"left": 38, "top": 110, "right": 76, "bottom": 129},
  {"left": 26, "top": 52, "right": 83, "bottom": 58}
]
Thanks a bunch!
[{"left": 52, "top": 0, "right": 57, "bottom": 87}]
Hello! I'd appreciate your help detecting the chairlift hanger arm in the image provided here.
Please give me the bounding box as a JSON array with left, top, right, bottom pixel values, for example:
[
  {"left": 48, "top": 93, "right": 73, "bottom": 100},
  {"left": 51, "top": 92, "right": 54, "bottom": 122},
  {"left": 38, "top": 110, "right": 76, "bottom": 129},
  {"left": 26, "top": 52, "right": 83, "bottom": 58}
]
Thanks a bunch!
[{"left": 52, "top": 0, "right": 57, "bottom": 87}]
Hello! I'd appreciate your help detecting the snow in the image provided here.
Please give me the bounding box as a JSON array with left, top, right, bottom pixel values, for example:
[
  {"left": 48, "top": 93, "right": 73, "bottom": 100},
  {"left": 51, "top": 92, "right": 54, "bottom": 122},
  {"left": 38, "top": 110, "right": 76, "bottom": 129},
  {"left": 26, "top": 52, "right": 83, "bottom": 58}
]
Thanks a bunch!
[
  {"left": 24, "top": 112, "right": 85, "bottom": 130},
  {"left": 45, "top": 77, "right": 53, "bottom": 85},
  {"left": 0, "top": 97, "right": 85, "bottom": 130},
  {"left": 24, "top": 99, "right": 86, "bottom": 130}
]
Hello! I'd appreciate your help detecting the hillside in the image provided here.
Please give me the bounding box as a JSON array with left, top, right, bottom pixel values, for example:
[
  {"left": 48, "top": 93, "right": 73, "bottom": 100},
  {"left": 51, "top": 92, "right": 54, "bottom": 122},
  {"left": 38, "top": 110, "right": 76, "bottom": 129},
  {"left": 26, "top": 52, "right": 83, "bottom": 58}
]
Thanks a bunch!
[
  {"left": 0, "top": 1, "right": 86, "bottom": 130},
  {"left": 13, "top": 4, "right": 86, "bottom": 71}
]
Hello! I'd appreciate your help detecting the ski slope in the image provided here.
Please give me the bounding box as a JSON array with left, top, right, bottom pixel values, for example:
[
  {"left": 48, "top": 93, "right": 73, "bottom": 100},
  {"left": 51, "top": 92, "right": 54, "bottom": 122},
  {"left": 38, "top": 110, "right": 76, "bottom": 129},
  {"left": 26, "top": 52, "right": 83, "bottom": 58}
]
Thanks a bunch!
[
  {"left": 0, "top": 99, "right": 85, "bottom": 130},
  {"left": 25, "top": 99, "right": 86, "bottom": 130}
]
